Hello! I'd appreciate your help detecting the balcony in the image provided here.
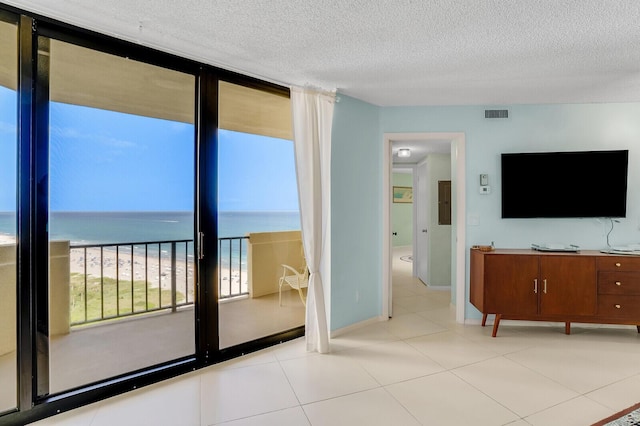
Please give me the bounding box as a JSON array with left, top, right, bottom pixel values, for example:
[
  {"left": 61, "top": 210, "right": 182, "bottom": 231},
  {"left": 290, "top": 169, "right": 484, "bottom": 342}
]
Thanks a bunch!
[{"left": 0, "top": 230, "right": 305, "bottom": 401}]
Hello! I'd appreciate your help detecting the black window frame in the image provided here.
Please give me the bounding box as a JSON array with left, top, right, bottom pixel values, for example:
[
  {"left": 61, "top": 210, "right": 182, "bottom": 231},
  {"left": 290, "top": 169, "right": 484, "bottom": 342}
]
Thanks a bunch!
[{"left": 1, "top": 4, "right": 303, "bottom": 425}]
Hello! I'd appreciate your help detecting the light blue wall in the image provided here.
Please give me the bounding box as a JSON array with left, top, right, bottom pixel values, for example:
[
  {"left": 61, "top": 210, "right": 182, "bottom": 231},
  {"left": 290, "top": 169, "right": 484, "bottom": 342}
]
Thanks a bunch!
[
  {"left": 331, "top": 95, "right": 382, "bottom": 330},
  {"left": 331, "top": 98, "right": 640, "bottom": 329},
  {"left": 382, "top": 103, "right": 640, "bottom": 246}
]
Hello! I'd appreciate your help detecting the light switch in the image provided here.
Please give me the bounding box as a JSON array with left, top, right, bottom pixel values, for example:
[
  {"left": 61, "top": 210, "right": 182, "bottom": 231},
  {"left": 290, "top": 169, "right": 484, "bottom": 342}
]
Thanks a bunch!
[{"left": 479, "top": 186, "right": 491, "bottom": 194}]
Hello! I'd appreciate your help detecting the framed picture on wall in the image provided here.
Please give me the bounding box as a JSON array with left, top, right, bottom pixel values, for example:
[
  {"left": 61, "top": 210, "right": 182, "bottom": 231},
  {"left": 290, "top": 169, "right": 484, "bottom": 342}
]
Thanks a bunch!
[{"left": 393, "top": 186, "right": 413, "bottom": 203}]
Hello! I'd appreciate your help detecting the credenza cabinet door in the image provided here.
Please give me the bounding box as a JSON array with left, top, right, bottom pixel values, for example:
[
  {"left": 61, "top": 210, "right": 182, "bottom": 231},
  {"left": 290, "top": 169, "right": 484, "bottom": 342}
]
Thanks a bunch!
[
  {"left": 539, "top": 256, "right": 596, "bottom": 316},
  {"left": 484, "top": 254, "right": 539, "bottom": 316}
]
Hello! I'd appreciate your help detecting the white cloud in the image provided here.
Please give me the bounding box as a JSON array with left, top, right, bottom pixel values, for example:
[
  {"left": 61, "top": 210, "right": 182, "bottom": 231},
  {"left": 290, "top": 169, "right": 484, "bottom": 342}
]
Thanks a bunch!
[
  {"left": 50, "top": 126, "right": 139, "bottom": 150},
  {"left": 99, "top": 135, "right": 138, "bottom": 149}
]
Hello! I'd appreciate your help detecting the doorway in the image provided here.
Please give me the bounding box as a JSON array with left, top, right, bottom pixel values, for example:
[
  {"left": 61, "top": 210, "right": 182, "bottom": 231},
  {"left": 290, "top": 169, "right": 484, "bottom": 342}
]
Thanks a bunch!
[
  {"left": 390, "top": 166, "right": 415, "bottom": 268},
  {"left": 383, "top": 133, "right": 466, "bottom": 323},
  {"left": 390, "top": 166, "right": 416, "bottom": 313}
]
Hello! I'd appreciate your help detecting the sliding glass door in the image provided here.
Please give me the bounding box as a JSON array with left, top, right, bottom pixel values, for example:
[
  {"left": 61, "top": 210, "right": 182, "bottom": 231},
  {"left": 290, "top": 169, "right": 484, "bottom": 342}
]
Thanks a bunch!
[
  {"left": 41, "top": 37, "right": 197, "bottom": 394},
  {"left": 217, "top": 81, "right": 304, "bottom": 349},
  {"left": 0, "top": 9, "right": 305, "bottom": 422}
]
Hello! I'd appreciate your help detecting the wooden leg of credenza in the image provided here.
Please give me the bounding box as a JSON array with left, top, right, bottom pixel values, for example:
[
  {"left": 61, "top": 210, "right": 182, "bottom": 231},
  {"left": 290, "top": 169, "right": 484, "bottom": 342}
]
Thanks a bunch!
[
  {"left": 481, "top": 313, "right": 488, "bottom": 327},
  {"left": 565, "top": 322, "right": 571, "bottom": 335},
  {"left": 637, "top": 325, "right": 640, "bottom": 333},
  {"left": 491, "top": 314, "right": 501, "bottom": 338}
]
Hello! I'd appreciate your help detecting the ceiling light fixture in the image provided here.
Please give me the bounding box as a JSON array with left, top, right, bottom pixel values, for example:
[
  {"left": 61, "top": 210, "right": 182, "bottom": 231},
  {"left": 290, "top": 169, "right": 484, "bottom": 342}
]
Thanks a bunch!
[{"left": 398, "top": 148, "right": 411, "bottom": 158}]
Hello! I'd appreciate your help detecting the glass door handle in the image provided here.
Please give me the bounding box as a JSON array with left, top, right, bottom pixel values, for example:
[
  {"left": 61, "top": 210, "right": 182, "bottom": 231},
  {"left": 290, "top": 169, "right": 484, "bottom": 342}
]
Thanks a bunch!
[{"left": 199, "top": 232, "right": 205, "bottom": 259}]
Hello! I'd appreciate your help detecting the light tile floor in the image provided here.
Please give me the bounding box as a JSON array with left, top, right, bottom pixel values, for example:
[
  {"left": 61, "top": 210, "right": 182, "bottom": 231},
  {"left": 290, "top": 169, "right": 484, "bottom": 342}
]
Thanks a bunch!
[{"left": 32, "top": 247, "right": 640, "bottom": 425}]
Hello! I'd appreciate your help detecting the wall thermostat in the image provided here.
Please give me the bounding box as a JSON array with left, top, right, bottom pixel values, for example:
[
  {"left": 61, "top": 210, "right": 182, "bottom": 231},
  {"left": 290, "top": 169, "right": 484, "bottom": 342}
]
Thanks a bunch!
[{"left": 479, "top": 174, "right": 489, "bottom": 186}]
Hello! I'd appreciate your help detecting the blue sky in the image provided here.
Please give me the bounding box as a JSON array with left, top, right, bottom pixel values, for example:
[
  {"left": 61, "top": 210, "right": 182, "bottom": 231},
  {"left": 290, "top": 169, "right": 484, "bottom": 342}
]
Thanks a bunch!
[
  {"left": 0, "top": 86, "right": 299, "bottom": 212},
  {"left": 49, "top": 102, "right": 195, "bottom": 211},
  {"left": 218, "top": 129, "right": 298, "bottom": 212},
  {"left": 0, "top": 86, "right": 17, "bottom": 212}
]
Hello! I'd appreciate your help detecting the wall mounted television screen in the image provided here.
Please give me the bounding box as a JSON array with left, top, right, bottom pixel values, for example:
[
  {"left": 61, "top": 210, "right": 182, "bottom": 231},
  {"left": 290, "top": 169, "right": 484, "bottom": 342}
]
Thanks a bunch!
[{"left": 501, "top": 150, "right": 628, "bottom": 218}]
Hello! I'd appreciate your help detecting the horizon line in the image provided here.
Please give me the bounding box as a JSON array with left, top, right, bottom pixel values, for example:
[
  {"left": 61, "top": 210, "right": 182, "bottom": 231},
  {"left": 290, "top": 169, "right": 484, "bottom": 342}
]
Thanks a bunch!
[{"left": 0, "top": 209, "right": 300, "bottom": 214}]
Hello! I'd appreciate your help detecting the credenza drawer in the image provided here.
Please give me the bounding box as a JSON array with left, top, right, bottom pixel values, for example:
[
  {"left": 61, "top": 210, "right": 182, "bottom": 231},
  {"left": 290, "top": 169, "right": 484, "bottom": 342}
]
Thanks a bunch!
[
  {"left": 598, "top": 295, "right": 640, "bottom": 318},
  {"left": 598, "top": 256, "right": 640, "bottom": 272},
  {"left": 598, "top": 272, "right": 640, "bottom": 295}
]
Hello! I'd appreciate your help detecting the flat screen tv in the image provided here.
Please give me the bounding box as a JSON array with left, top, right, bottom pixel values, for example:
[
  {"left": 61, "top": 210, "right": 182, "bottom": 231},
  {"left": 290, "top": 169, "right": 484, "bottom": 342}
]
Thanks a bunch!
[{"left": 501, "top": 150, "right": 628, "bottom": 218}]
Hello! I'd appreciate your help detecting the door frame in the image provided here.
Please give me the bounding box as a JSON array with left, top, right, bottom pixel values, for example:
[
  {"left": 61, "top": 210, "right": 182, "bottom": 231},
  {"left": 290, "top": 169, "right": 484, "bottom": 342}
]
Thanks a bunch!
[{"left": 382, "top": 132, "right": 466, "bottom": 323}]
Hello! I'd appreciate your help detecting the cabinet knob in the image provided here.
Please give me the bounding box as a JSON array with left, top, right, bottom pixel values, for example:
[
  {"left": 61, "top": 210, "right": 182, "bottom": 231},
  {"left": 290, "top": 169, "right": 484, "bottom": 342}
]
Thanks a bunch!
[
  {"left": 615, "top": 262, "right": 621, "bottom": 267},
  {"left": 615, "top": 281, "right": 622, "bottom": 286},
  {"left": 615, "top": 304, "right": 621, "bottom": 309}
]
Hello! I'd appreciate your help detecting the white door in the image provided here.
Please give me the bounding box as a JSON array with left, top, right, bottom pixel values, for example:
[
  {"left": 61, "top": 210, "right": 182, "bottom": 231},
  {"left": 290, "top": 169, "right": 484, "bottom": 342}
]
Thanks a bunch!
[{"left": 416, "top": 159, "right": 429, "bottom": 284}]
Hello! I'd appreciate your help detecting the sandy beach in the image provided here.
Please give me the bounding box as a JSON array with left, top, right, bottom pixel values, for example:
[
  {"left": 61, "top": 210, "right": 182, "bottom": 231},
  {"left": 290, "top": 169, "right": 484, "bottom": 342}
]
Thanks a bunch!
[
  {"left": 70, "top": 247, "right": 248, "bottom": 297},
  {"left": 0, "top": 235, "right": 247, "bottom": 297},
  {"left": 69, "top": 246, "right": 194, "bottom": 291}
]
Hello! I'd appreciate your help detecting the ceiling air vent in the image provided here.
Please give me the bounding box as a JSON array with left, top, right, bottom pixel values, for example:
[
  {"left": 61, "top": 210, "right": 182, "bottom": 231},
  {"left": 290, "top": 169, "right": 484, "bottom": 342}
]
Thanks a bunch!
[{"left": 485, "top": 109, "right": 509, "bottom": 119}]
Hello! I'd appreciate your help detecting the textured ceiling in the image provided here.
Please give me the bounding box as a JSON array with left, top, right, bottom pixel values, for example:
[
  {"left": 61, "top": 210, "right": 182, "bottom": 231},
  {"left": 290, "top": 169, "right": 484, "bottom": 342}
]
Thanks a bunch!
[{"left": 5, "top": 0, "right": 640, "bottom": 106}]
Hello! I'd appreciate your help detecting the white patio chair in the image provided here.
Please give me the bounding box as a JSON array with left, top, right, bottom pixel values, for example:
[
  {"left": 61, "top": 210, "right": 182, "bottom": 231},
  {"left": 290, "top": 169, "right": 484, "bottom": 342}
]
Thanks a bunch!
[{"left": 278, "top": 264, "right": 308, "bottom": 306}]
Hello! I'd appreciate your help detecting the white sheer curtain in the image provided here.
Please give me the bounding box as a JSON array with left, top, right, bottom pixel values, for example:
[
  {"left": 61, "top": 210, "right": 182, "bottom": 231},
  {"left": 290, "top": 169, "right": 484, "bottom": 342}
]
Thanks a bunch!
[{"left": 290, "top": 87, "right": 335, "bottom": 353}]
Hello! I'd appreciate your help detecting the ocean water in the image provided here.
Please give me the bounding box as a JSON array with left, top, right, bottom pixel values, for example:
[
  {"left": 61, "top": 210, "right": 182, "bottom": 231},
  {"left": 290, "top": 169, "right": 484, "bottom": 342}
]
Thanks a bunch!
[
  {"left": 0, "top": 210, "right": 301, "bottom": 244},
  {"left": 0, "top": 211, "right": 300, "bottom": 287}
]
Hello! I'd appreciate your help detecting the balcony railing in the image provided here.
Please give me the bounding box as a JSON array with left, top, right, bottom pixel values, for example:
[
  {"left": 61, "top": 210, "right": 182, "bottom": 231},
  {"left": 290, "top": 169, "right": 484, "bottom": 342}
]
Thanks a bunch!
[
  {"left": 70, "top": 236, "right": 249, "bottom": 326},
  {"left": 69, "top": 239, "right": 195, "bottom": 326},
  {"left": 218, "top": 236, "right": 249, "bottom": 299}
]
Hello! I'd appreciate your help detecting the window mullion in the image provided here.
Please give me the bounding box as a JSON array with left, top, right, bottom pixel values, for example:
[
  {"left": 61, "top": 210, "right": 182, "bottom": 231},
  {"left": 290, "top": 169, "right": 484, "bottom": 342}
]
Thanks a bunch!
[{"left": 17, "top": 13, "right": 36, "bottom": 412}]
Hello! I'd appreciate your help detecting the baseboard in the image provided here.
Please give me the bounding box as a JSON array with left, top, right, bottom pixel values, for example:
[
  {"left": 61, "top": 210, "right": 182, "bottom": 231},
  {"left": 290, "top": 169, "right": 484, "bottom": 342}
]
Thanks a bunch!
[
  {"left": 427, "top": 285, "right": 450, "bottom": 291},
  {"left": 330, "top": 315, "right": 388, "bottom": 338}
]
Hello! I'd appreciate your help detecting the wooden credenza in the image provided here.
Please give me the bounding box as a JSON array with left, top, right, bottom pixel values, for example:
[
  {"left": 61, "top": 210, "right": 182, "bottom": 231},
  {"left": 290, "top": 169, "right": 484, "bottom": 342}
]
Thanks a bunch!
[{"left": 470, "top": 248, "right": 640, "bottom": 337}]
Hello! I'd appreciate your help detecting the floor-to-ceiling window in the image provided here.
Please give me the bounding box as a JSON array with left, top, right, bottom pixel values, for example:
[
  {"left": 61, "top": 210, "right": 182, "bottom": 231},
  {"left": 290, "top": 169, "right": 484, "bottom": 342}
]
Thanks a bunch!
[
  {"left": 0, "top": 13, "right": 18, "bottom": 414},
  {"left": 1, "top": 8, "right": 303, "bottom": 424},
  {"left": 41, "top": 37, "right": 197, "bottom": 394}
]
